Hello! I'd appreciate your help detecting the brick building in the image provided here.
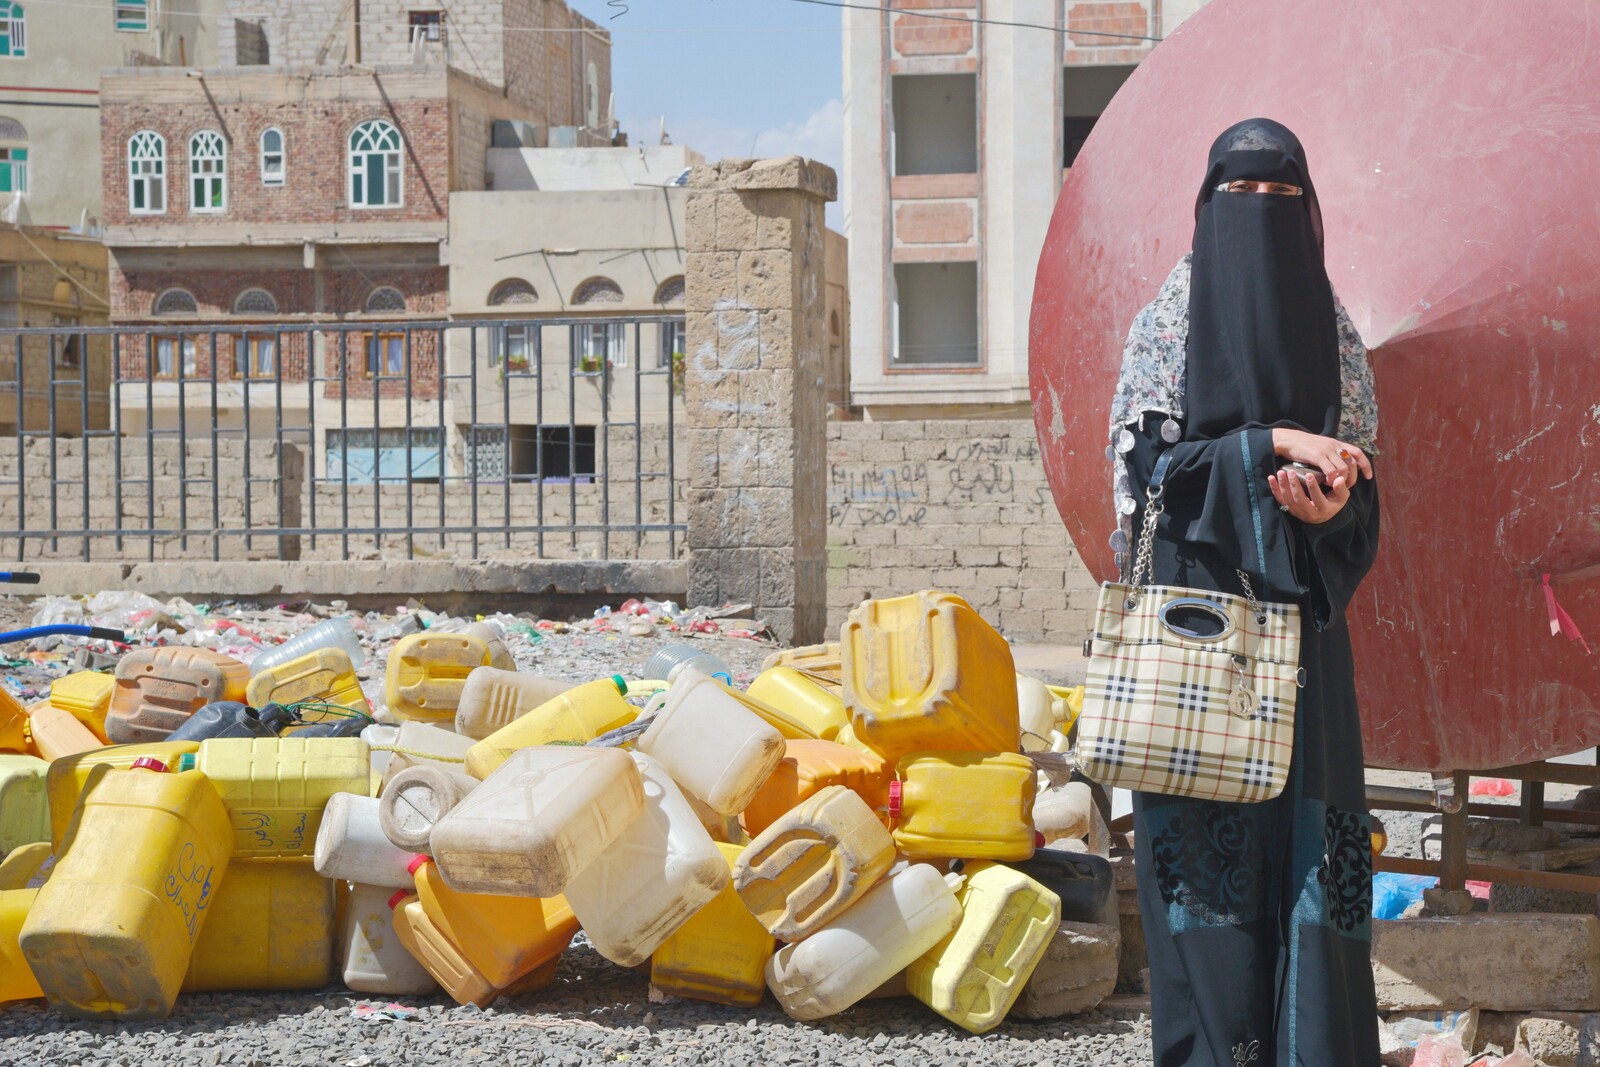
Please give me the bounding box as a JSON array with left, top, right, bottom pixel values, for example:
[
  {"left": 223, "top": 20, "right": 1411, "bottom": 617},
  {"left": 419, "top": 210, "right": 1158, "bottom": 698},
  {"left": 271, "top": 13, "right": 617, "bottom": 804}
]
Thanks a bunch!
[
  {"left": 842, "top": 0, "right": 1209, "bottom": 416},
  {"left": 99, "top": 0, "right": 613, "bottom": 477}
]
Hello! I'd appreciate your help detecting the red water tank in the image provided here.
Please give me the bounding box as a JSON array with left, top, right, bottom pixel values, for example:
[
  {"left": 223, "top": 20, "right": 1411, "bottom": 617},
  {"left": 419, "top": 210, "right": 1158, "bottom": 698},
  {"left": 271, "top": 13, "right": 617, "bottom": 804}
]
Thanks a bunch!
[{"left": 1030, "top": 0, "right": 1599, "bottom": 772}]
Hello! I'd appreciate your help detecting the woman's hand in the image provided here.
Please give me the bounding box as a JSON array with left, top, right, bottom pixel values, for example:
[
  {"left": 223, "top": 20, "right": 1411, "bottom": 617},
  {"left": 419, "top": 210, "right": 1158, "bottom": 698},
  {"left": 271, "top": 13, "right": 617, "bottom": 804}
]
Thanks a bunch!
[
  {"left": 1269, "top": 467, "right": 1351, "bottom": 524},
  {"left": 1271, "top": 428, "right": 1373, "bottom": 488}
]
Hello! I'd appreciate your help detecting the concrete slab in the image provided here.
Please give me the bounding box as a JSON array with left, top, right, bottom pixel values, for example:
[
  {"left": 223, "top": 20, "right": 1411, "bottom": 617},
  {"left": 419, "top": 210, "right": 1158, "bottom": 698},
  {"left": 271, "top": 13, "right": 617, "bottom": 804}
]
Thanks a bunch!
[
  {"left": 1011, "top": 920, "right": 1120, "bottom": 1020},
  {"left": 1372, "top": 914, "right": 1600, "bottom": 1012}
]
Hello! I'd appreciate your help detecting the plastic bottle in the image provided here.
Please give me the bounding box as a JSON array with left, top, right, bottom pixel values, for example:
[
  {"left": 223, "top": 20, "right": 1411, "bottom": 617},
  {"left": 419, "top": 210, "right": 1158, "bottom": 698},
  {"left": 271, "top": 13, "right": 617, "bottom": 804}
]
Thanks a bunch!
[
  {"left": 1032, "top": 779, "right": 1094, "bottom": 846},
  {"left": 44, "top": 741, "right": 200, "bottom": 852},
  {"left": 247, "top": 648, "right": 370, "bottom": 724},
  {"left": 454, "top": 666, "right": 579, "bottom": 741},
  {"left": 389, "top": 889, "right": 499, "bottom": 1008},
  {"left": 314, "top": 792, "right": 418, "bottom": 889},
  {"left": 0, "top": 688, "right": 27, "bottom": 753},
  {"left": 643, "top": 644, "right": 732, "bottom": 685},
  {"left": 841, "top": 591, "right": 1021, "bottom": 761},
  {"left": 385, "top": 632, "right": 492, "bottom": 723},
  {"left": 183, "top": 858, "right": 335, "bottom": 992},
  {"left": 0, "top": 885, "right": 41, "bottom": 1003},
  {"left": 340, "top": 882, "right": 437, "bottom": 995},
  {"left": 732, "top": 785, "right": 896, "bottom": 942},
  {"left": 907, "top": 861, "right": 1062, "bottom": 1034},
  {"left": 1011, "top": 849, "right": 1113, "bottom": 924},
  {"left": 107, "top": 647, "right": 252, "bottom": 744},
  {"left": 430, "top": 745, "right": 644, "bottom": 898},
  {"left": 410, "top": 855, "right": 578, "bottom": 988},
  {"left": 650, "top": 842, "right": 776, "bottom": 1006},
  {"left": 464, "top": 621, "right": 516, "bottom": 672},
  {"left": 890, "top": 752, "right": 1038, "bottom": 862},
  {"left": 180, "top": 737, "right": 371, "bottom": 858},
  {"left": 21, "top": 758, "right": 233, "bottom": 1020},
  {"left": 740, "top": 739, "right": 891, "bottom": 838},
  {"left": 379, "top": 765, "right": 478, "bottom": 852},
  {"left": 766, "top": 864, "right": 964, "bottom": 1021},
  {"left": 0, "top": 754, "right": 49, "bottom": 854},
  {"left": 564, "top": 752, "right": 729, "bottom": 967},
  {"left": 379, "top": 721, "right": 475, "bottom": 790},
  {"left": 1016, "top": 674, "right": 1058, "bottom": 752},
  {"left": 744, "top": 667, "right": 851, "bottom": 741},
  {"left": 463, "top": 676, "right": 636, "bottom": 780},
  {"left": 250, "top": 617, "right": 367, "bottom": 676},
  {"left": 165, "top": 701, "right": 295, "bottom": 743},
  {"left": 0, "top": 842, "right": 50, "bottom": 891},
  {"left": 26, "top": 702, "right": 104, "bottom": 762},
  {"left": 637, "top": 669, "right": 786, "bottom": 816},
  {"left": 48, "top": 672, "right": 116, "bottom": 742}
]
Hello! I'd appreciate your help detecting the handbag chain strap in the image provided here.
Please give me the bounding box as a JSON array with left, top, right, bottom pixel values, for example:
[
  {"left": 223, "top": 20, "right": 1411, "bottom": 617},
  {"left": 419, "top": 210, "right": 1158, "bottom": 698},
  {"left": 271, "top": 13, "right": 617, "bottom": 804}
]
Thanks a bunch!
[{"left": 1128, "top": 481, "right": 1266, "bottom": 624}]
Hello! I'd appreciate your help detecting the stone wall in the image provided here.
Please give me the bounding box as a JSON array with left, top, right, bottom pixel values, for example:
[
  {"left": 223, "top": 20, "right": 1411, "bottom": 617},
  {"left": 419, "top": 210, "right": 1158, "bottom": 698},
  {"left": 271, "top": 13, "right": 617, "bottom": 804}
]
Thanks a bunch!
[
  {"left": 0, "top": 438, "right": 303, "bottom": 562},
  {"left": 826, "top": 417, "right": 1099, "bottom": 643}
]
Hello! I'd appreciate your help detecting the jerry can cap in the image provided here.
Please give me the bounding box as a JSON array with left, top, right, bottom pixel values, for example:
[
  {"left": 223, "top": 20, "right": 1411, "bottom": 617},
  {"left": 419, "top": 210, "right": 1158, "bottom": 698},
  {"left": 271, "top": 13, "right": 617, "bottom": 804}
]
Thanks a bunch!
[
  {"left": 610, "top": 674, "right": 627, "bottom": 696},
  {"left": 407, "top": 854, "right": 433, "bottom": 875},
  {"left": 887, "top": 779, "right": 902, "bottom": 822},
  {"left": 176, "top": 752, "right": 197, "bottom": 773},
  {"left": 129, "top": 756, "right": 168, "bottom": 773},
  {"left": 386, "top": 889, "right": 413, "bottom": 911}
]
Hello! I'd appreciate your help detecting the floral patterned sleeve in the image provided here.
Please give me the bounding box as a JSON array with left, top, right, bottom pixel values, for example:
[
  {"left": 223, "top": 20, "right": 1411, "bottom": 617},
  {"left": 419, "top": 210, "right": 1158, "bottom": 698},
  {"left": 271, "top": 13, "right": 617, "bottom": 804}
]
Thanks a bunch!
[{"left": 1332, "top": 294, "right": 1379, "bottom": 456}]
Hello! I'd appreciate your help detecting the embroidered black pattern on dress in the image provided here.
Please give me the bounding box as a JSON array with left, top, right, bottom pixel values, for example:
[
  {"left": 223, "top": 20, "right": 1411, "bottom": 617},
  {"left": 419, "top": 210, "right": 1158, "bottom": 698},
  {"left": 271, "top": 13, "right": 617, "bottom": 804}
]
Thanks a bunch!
[
  {"left": 1315, "top": 807, "right": 1373, "bottom": 933},
  {"left": 1149, "top": 803, "right": 1263, "bottom": 927}
]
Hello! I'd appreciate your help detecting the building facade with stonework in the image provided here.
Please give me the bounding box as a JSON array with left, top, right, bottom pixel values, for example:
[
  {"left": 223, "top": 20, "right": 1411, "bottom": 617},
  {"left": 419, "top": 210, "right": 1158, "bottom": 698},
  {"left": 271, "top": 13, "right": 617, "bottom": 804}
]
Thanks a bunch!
[
  {"left": 841, "top": 0, "right": 1209, "bottom": 417},
  {"left": 0, "top": 224, "right": 111, "bottom": 433},
  {"left": 0, "top": 0, "right": 227, "bottom": 229},
  {"left": 99, "top": 0, "right": 612, "bottom": 479}
]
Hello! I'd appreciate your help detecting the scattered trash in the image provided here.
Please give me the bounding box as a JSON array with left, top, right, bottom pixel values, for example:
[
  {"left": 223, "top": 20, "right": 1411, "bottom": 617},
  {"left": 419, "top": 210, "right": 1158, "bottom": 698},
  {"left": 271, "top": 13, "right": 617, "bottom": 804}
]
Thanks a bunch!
[
  {"left": 1469, "top": 778, "right": 1516, "bottom": 797},
  {"left": 349, "top": 1001, "right": 423, "bottom": 1023},
  {"left": 1373, "top": 872, "right": 1438, "bottom": 920}
]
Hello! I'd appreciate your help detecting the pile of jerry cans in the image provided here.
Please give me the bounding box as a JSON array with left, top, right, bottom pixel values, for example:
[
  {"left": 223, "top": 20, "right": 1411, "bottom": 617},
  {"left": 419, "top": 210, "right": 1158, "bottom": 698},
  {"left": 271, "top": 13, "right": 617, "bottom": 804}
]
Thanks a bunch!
[{"left": 0, "top": 593, "right": 1107, "bottom": 1034}]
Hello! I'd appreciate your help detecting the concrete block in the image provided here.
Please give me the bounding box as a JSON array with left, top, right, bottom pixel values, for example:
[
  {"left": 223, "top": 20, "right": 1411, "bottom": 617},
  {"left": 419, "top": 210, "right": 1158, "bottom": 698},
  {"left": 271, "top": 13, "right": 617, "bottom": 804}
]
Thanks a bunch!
[
  {"left": 1010, "top": 920, "right": 1120, "bottom": 1020},
  {"left": 1491, "top": 881, "right": 1598, "bottom": 916},
  {"left": 1515, "top": 1013, "right": 1590, "bottom": 1066},
  {"left": 1371, "top": 914, "right": 1600, "bottom": 1012}
]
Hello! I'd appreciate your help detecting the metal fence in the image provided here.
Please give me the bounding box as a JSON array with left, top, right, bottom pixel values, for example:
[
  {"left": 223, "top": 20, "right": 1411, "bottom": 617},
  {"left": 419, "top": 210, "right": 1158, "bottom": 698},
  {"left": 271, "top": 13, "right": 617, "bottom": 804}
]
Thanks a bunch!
[{"left": 0, "top": 317, "right": 688, "bottom": 563}]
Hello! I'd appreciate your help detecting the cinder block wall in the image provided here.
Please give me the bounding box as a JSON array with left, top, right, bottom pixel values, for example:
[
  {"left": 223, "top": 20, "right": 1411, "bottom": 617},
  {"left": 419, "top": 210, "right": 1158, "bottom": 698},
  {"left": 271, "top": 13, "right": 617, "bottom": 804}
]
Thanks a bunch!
[{"left": 826, "top": 418, "right": 1099, "bottom": 643}]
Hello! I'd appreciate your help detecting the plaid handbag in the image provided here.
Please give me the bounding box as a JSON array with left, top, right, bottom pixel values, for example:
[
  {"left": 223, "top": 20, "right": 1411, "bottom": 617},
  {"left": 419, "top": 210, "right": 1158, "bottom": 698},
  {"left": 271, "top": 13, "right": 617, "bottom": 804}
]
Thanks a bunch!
[{"left": 1077, "top": 450, "right": 1303, "bottom": 803}]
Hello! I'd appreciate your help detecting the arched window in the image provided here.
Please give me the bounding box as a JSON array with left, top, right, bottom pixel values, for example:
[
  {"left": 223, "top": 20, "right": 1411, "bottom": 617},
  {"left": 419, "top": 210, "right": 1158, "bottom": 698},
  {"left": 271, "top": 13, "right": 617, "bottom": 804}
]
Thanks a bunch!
[
  {"left": 152, "top": 288, "right": 197, "bottom": 315},
  {"left": 654, "top": 276, "right": 684, "bottom": 306},
  {"left": 349, "top": 120, "right": 402, "bottom": 208},
  {"left": 128, "top": 130, "right": 166, "bottom": 215},
  {"left": 189, "top": 130, "right": 226, "bottom": 212},
  {"left": 488, "top": 278, "right": 537, "bottom": 306},
  {"left": 233, "top": 287, "right": 278, "bottom": 315},
  {"left": 572, "top": 277, "right": 622, "bottom": 305},
  {"left": 0, "top": 116, "right": 25, "bottom": 195},
  {"left": 0, "top": 3, "right": 25, "bottom": 58},
  {"left": 259, "top": 127, "right": 284, "bottom": 186},
  {"left": 364, "top": 286, "right": 406, "bottom": 313}
]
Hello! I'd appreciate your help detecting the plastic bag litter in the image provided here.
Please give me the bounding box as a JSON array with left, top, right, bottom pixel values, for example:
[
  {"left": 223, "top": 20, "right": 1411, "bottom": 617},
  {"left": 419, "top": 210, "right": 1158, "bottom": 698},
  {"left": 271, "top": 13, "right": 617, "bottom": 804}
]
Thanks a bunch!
[
  {"left": 1379, "top": 1009, "right": 1477, "bottom": 1059},
  {"left": 1373, "top": 872, "right": 1437, "bottom": 920}
]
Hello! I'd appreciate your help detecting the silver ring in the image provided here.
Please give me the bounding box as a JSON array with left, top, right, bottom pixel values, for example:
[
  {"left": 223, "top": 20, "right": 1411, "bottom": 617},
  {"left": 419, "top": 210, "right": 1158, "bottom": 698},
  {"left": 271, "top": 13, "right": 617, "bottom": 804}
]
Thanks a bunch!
[{"left": 1279, "top": 504, "right": 1290, "bottom": 512}]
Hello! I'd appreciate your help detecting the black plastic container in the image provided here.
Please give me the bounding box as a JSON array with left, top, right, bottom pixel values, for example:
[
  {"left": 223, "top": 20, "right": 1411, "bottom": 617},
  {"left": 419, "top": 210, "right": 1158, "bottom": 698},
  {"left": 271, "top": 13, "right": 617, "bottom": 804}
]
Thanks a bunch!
[
  {"left": 166, "top": 700, "right": 295, "bottom": 742},
  {"left": 1001, "top": 850, "right": 1114, "bottom": 923},
  {"left": 292, "top": 713, "right": 374, "bottom": 738}
]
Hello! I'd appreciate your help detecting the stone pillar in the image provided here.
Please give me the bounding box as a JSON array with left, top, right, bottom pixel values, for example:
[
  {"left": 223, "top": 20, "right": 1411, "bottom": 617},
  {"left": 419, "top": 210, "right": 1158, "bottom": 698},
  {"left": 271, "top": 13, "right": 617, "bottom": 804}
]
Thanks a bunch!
[{"left": 683, "top": 157, "right": 837, "bottom": 646}]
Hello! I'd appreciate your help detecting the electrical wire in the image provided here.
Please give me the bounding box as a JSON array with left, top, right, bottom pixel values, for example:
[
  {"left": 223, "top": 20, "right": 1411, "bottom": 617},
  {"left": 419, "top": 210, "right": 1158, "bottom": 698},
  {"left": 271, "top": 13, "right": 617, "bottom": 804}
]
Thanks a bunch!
[{"left": 775, "top": 0, "right": 1163, "bottom": 42}]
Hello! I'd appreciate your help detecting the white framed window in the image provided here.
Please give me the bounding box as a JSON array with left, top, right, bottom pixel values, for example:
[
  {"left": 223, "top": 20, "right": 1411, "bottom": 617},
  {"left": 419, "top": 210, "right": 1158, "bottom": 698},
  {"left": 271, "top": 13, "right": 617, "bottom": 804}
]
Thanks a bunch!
[
  {"left": 114, "top": 0, "right": 146, "bottom": 31},
  {"left": 574, "top": 321, "right": 626, "bottom": 372},
  {"left": 233, "top": 334, "right": 276, "bottom": 378},
  {"left": 154, "top": 336, "right": 197, "bottom": 378},
  {"left": 491, "top": 324, "right": 533, "bottom": 370},
  {"left": 0, "top": 146, "right": 25, "bottom": 194},
  {"left": 349, "top": 120, "right": 402, "bottom": 208},
  {"left": 365, "top": 332, "right": 404, "bottom": 376},
  {"left": 0, "top": 2, "right": 25, "bottom": 58},
  {"left": 128, "top": 130, "right": 165, "bottom": 215},
  {"left": 189, "top": 130, "right": 226, "bottom": 212},
  {"left": 408, "top": 10, "right": 444, "bottom": 44},
  {"left": 657, "top": 319, "right": 685, "bottom": 369},
  {"left": 259, "top": 127, "right": 284, "bottom": 186}
]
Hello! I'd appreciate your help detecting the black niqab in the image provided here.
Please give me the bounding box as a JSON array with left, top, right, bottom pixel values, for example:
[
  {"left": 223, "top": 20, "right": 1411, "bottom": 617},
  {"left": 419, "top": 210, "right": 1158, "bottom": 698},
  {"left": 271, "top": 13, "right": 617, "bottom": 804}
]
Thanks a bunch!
[{"left": 1185, "top": 118, "right": 1341, "bottom": 443}]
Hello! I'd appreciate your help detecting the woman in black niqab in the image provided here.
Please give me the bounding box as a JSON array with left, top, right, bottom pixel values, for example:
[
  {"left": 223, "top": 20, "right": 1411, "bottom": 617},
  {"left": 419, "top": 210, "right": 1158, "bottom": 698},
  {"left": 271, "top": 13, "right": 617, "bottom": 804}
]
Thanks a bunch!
[{"left": 1111, "top": 118, "right": 1384, "bottom": 1066}]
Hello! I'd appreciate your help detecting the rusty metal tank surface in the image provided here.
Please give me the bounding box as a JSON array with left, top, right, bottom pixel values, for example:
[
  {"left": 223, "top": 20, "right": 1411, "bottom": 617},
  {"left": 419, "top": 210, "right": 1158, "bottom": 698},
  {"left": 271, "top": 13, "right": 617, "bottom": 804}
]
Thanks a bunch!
[{"left": 1029, "top": 0, "right": 1600, "bottom": 772}]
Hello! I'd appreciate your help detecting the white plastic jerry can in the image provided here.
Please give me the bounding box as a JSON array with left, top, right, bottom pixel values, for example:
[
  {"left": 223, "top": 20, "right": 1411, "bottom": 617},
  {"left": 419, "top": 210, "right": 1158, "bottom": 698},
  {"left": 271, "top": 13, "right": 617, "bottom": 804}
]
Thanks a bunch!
[
  {"left": 636, "top": 668, "right": 787, "bottom": 816},
  {"left": 340, "top": 883, "right": 438, "bottom": 996}
]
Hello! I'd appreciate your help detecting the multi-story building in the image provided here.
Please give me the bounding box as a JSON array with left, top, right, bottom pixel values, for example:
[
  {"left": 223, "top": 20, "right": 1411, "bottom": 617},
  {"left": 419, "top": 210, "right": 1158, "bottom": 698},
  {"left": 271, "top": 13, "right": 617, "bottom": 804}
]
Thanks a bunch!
[
  {"left": 842, "top": 0, "right": 1207, "bottom": 417},
  {"left": 0, "top": 224, "right": 111, "bottom": 432},
  {"left": 0, "top": 0, "right": 226, "bottom": 228},
  {"left": 99, "top": 0, "right": 613, "bottom": 469}
]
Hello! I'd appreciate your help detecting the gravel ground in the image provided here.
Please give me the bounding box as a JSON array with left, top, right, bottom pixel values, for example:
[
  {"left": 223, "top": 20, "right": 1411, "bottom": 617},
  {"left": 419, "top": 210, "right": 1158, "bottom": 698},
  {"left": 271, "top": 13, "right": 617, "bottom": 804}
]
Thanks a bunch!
[{"left": 0, "top": 592, "right": 1152, "bottom": 1067}]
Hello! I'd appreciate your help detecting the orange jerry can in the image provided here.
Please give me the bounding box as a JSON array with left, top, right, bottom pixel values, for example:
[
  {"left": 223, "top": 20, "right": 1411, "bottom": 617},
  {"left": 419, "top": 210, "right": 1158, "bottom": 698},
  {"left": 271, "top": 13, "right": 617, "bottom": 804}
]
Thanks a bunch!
[
  {"left": 108, "top": 648, "right": 250, "bottom": 744},
  {"left": 740, "top": 740, "right": 890, "bottom": 838}
]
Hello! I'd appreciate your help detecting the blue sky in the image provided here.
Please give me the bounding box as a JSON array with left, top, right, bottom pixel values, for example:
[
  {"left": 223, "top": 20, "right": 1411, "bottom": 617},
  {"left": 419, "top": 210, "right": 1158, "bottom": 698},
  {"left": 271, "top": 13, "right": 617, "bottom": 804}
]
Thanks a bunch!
[{"left": 571, "top": 0, "right": 845, "bottom": 221}]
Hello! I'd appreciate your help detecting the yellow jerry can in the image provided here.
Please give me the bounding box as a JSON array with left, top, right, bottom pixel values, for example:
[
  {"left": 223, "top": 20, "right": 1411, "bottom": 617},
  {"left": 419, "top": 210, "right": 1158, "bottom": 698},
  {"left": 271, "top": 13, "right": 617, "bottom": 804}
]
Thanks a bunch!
[
  {"left": 183, "top": 857, "right": 335, "bottom": 992},
  {"left": 45, "top": 740, "right": 200, "bottom": 853},
  {"left": 384, "top": 632, "right": 491, "bottom": 723},
  {"left": 890, "top": 751, "right": 1038, "bottom": 862},
  {"left": 48, "top": 672, "right": 116, "bottom": 742},
  {"left": 651, "top": 842, "right": 776, "bottom": 1006},
  {"left": 182, "top": 737, "right": 370, "bottom": 858},
  {"left": 743, "top": 667, "right": 851, "bottom": 742},
  {"left": 246, "top": 647, "right": 370, "bottom": 724},
  {"left": 463, "top": 676, "right": 634, "bottom": 779}
]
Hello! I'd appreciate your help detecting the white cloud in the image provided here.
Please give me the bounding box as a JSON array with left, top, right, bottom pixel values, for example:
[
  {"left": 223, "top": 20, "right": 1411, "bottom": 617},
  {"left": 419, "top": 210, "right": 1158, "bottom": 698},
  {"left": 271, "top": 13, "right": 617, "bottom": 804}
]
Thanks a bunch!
[{"left": 621, "top": 98, "right": 846, "bottom": 227}]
